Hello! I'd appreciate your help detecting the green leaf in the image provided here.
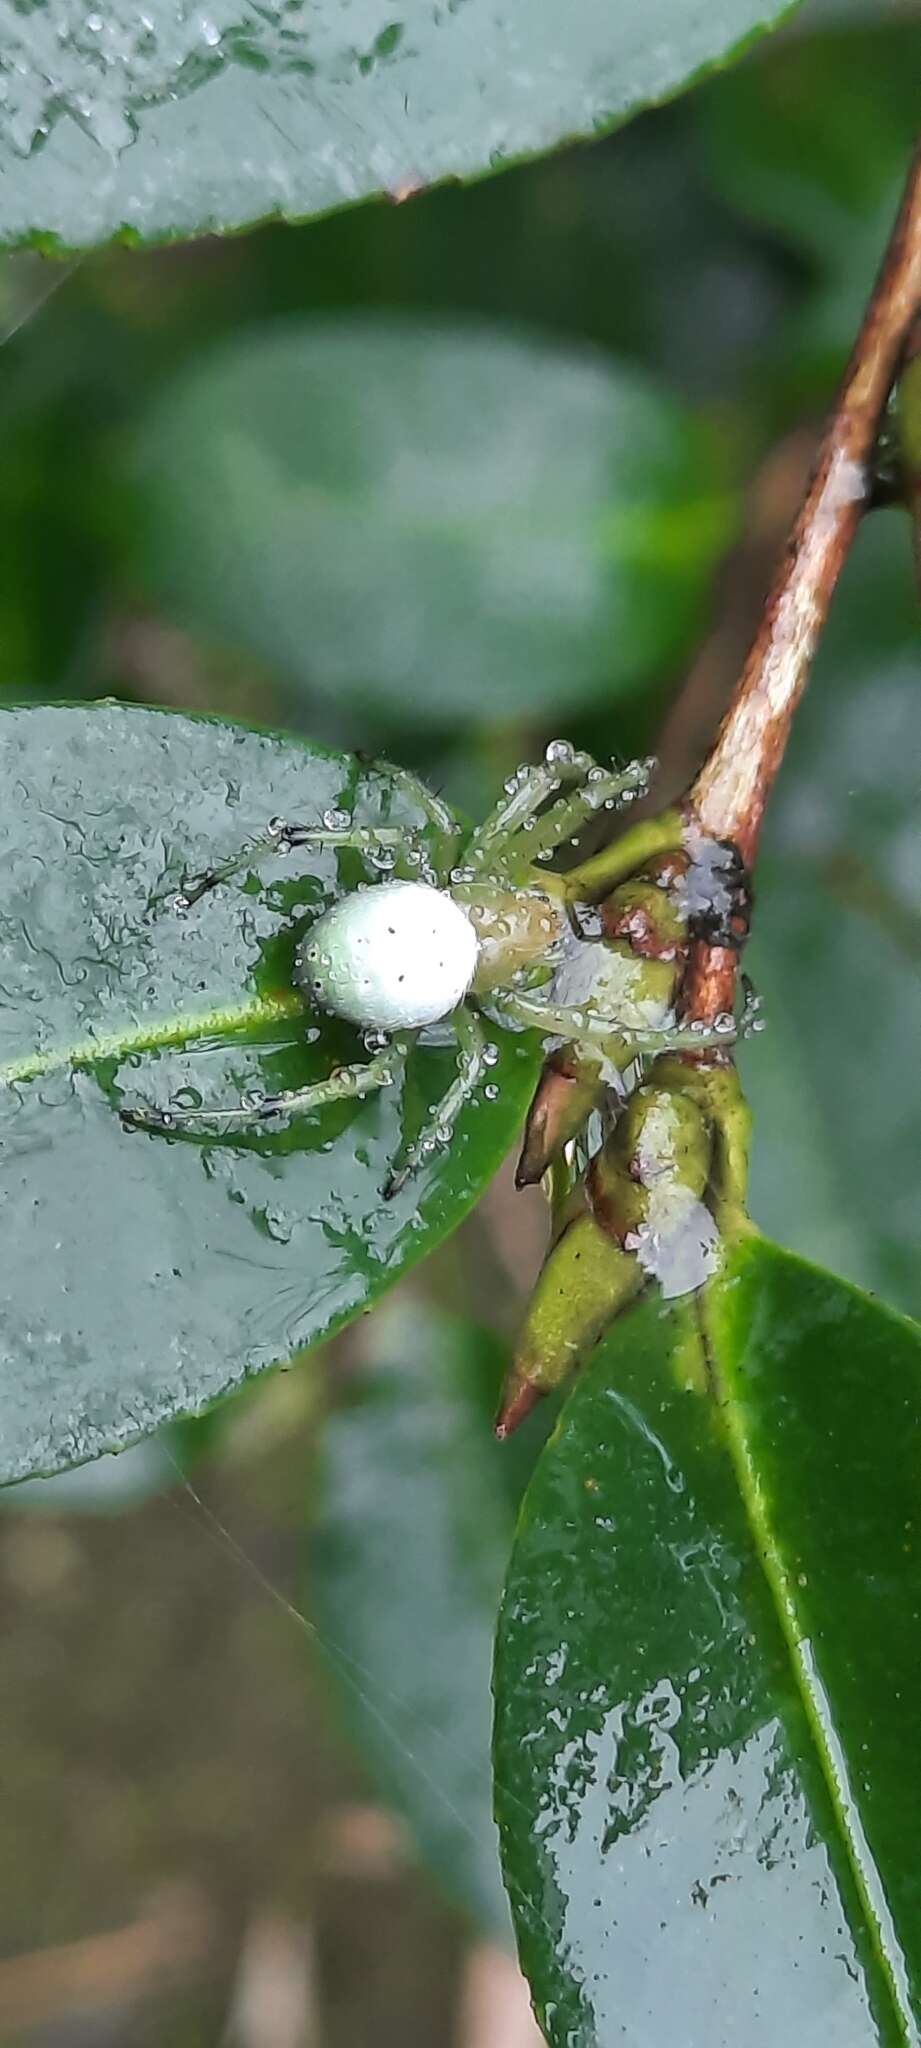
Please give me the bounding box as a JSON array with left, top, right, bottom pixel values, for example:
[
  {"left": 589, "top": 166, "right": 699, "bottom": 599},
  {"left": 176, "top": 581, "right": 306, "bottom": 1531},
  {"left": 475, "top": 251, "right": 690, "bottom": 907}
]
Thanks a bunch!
[
  {"left": 0, "top": 0, "right": 802, "bottom": 253},
  {"left": 311, "top": 1299, "right": 518, "bottom": 1940},
  {"left": 741, "top": 518, "right": 921, "bottom": 1319},
  {"left": 495, "top": 1236, "right": 921, "bottom": 2046},
  {"left": 130, "top": 317, "right": 733, "bottom": 729},
  {"left": 0, "top": 702, "right": 540, "bottom": 1485}
]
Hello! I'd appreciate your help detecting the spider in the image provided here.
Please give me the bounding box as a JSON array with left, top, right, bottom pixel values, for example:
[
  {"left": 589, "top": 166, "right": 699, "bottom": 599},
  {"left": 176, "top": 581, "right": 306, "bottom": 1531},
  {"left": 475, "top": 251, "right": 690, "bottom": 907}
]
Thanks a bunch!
[{"left": 121, "top": 741, "right": 748, "bottom": 1196}]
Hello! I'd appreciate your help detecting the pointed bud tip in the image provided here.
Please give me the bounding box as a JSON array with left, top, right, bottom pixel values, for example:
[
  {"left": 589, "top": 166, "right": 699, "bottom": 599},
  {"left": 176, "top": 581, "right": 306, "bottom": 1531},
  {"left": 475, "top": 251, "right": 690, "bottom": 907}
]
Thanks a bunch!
[{"left": 494, "top": 1377, "right": 544, "bottom": 1439}]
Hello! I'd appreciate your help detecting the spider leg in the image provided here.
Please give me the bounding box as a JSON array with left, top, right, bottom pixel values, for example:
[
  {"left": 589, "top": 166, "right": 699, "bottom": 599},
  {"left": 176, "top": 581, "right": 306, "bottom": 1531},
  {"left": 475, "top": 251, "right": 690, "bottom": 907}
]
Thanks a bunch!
[
  {"left": 492, "top": 987, "right": 740, "bottom": 1056},
  {"left": 384, "top": 1005, "right": 488, "bottom": 1199},
  {"left": 464, "top": 745, "right": 608, "bottom": 872},
  {"left": 177, "top": 822, "right": 422, "bottom": 907},
  {"left": 120, "top": 1044, "right": 404, "bottom": 1135},
  {"left": 364, "top": 757, "right": 463, "bottom": 840},
  {"left": 513, "top": 759, "right": 653, "bottom": 866}
]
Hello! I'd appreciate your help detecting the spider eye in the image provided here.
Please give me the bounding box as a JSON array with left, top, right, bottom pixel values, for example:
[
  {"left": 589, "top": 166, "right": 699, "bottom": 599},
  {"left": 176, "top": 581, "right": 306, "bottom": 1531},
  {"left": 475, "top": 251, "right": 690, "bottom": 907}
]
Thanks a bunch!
[{"left": 295, "top": 881, "right": 478, "bottom": 1031}]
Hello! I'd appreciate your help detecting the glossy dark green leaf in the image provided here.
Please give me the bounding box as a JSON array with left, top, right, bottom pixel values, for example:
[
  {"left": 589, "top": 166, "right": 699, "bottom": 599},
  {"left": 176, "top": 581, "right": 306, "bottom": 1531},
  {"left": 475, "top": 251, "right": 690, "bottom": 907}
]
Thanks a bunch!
[
  {"left": 131, "top": 317, "right": 733, "bottom": 728},
  {"left": 0, "top": 703, "right": 540, "bottom": 1484},
  {"left": 0, "top": 0, "right": 801, "bottom": 253},
  {"left": 741, "top": 519, "right": 921, "bottom": 1318},
  {"left": 311, "top": 1299, "right": 517, "bottom": 1939},
  {"left": 495, "top": 1236, "right": 921, "bottom": 2046}
]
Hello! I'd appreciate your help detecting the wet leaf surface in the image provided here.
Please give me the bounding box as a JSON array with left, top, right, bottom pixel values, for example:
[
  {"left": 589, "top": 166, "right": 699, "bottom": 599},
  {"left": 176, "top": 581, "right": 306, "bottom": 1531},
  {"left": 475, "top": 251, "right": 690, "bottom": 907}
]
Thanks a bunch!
[
  {"left": 312, "top": 1300, "right": 519, "bottom": 1940},
  {"left": 495, "top": 1236, "right": 921, "bottom": 2047},
  {"left": 0, "top": 703, "right": 540, "bottom": 1483},
  {"left": 0, "top": 0, "right": 801, "bottom": 253},
  {"left": 130, "top": 317, "right": 732, "bottom": 728}
]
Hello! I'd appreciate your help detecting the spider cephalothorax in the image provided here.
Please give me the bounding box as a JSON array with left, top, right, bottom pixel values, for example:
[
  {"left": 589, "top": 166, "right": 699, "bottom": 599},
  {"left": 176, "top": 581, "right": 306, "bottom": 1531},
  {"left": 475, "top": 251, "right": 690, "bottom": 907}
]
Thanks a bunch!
[{"left": 122, "top": 742, "right": 752, "bottom": 1201}]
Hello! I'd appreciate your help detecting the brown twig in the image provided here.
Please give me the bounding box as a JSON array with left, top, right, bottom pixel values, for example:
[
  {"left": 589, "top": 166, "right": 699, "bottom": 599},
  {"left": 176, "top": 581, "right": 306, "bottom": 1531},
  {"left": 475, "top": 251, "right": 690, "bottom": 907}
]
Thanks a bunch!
[
  {"left": 897, "top": 311, "right": 921, "bottom": 588},
  {"left": 680, "top": 137, "right": 921, "bottom": 1026}
]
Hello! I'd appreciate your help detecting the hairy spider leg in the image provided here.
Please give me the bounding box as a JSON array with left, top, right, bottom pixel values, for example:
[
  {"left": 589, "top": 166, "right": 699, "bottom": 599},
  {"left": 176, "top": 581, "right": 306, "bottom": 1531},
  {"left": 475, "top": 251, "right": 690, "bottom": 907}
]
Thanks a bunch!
[
  {"left": 491, "top": 987, "right": 742, "bottom": 1056},
  {"left": 513, "top": 759, "right": 654, "bottom": 866},
  {"left": 384, "top": 1006, "right": 488, "bottom": 1200},
  {"left": 367, "top": 758, "right": 462, "bottom": 841},
  {"left": 120, "top": 1043, "right": 406, "bottom": 1135},
  {"left": 464, "top": 748, "right": 612, "bottom": 873},
  {"left": 177, "top": 823, "right": 426, "bottom": 908}
]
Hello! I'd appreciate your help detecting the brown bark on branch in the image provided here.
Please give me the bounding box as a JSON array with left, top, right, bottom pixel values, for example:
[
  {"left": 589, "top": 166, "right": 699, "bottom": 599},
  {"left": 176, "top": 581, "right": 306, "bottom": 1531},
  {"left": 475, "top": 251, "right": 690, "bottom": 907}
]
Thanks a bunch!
[{"left": 681, "top": 137, "right": 921, "bottom": 1026}]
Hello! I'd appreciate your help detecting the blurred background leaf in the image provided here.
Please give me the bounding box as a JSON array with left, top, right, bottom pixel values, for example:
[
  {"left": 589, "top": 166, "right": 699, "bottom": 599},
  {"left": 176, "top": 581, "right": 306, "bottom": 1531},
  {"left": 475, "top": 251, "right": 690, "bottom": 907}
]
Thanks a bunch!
[
  {"left": 128, "top": 317, "right": 733, "bottom": 732},
  {"left": 0, "top": 0, "right": 801, "bottom": 251},
  {"left": 698, "top": 18, "right": 921, "bottom": 397},
  {"left": 742, "top": 517, "right": 921, "bottom": 1318},
  {"left": 311, "top": 1301, "right": 520, "bottom": 1944}
]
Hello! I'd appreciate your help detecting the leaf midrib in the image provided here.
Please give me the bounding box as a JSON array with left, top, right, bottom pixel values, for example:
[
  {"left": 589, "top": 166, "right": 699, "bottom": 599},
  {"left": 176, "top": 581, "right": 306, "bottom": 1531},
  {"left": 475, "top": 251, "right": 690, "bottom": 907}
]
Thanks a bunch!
[
  {"left": 0, "top": 987, "right": 303, "bottom": 1088},
  {"left": 698, "top": 1264, "right": 919, "bottom": 2048}
]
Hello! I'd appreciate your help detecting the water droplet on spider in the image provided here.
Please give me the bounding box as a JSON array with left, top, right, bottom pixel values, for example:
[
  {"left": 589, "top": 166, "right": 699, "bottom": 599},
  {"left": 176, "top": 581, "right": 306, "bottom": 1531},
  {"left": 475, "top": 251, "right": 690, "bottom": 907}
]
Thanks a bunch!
[
  {"left": 434, "top": 1123, "right": 451, "bottom": 1144},
  {"left": 268, "top": 816, "right": 286, "bottom": 837},
  {"left": 484, "top": 1083, "right": 499, "bottom": 1101},
  {"left": 173, "top": 893, "right": 190, "bottom": 914},
  {"left": 241, "top": 1089, "right": 265, "bottom": 1111},
  {"left": 363, "top": 1029, "right": 388, "bottom": 1052},
  {"left": 483, "top": 1042, "right": 500, "bottom": 1067},
  {"left": 174, "top": 1087, "right": 203, "bottom": 1111},
  {"left": 587, "top": 765, "right": 607, "bottom": 783},
  {"left": 370, "top": 845, "right": 396, "bottom": 871},
  {"left": 323, "top": 807, "right": 351, "bottom": 831},
  {"left": 545, "top": 739, "right": 574, "bottom": 766},
  {"left": 405, "top": 846, "right": 422, "bottom": 866},
  {"left": 714, "top": 1012, "right": 735, "bottom": 1036},
  {"left": 450, "top": 866, "right": 474, "bottom": 885}
]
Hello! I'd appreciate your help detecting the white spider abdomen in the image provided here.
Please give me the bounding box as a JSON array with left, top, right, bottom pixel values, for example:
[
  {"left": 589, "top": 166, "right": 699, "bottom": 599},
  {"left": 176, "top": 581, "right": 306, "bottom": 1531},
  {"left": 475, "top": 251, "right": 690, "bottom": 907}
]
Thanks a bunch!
[{"left": 296, "top": 881, "right": 479, "bottom": 1031}]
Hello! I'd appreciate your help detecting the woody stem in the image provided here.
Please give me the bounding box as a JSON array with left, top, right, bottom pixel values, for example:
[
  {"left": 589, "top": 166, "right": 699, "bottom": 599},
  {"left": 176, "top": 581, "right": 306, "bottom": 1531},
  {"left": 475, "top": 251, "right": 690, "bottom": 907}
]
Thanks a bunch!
[{"left": 681, "top": 136, "right": 921, "bottom": 1026}]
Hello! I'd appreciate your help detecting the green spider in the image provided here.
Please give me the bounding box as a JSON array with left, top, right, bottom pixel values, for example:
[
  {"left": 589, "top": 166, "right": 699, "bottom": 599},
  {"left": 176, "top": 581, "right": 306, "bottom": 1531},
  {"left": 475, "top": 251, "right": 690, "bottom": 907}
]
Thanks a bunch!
[{"left": 121, "top": 741, "right": 748, "bottom": 1195}]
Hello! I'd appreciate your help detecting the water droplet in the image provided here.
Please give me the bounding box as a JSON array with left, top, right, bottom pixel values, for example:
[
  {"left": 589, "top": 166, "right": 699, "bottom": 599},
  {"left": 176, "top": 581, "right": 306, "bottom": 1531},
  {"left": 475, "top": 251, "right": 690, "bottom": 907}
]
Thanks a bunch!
[
  {"left": 484, "top": 1083, "right": 499, "bottom": 1101},
  {"left": 483, "top": 1042, "right": 500, "bottom": 1067},
  {"left": 714, "top": 1012, "right": 735, "bottom": 1036},
  {"left": 173, "top": 893, "right": 190, "bottom": 914},
  {"left": 450, "top": 866, "right": 474, "bottom": 884},
  {"left": 323, "top": 807, "right": 351, "bottom": 831},
  {"left": 545, "top": 739, "right": 574, "bottom": 766},
  {"left": 587, "top": 765, "right": 606, "bottom": 783},
  {"left": 241, "top": 1089, "right": 265, "bottom": 1111},
  {"left": 434, "top": 1123, "right": 451, "bottom": 1144},
  {"left": 370, "top": 845, "right": 396, "bottom": 871},
  {"left": 268, "top": 816, "right": 286, "bottom": 836}
]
